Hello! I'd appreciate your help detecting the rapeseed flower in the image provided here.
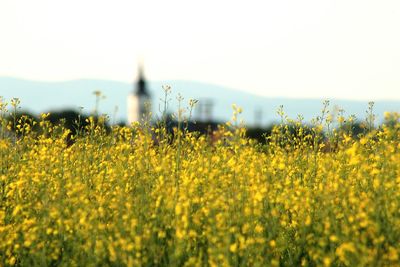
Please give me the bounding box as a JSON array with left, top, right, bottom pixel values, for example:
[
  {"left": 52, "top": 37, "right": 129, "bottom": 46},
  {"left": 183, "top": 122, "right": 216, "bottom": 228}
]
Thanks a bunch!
[{"left": 1, "top": 103, "right": 400, "bottom": 266}]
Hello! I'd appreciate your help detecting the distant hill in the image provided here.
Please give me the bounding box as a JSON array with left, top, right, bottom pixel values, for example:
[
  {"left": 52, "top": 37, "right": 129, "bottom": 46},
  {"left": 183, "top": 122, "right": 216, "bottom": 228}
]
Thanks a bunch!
[{"left": 1, "top": 76, "right": 399, "bottom": 126}]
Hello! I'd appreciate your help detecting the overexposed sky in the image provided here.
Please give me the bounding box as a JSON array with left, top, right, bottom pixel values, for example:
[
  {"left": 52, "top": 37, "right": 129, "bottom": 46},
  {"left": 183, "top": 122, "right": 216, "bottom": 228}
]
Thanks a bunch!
[{"left": 1, "top": 0, "right": 400, "bottom": 100}]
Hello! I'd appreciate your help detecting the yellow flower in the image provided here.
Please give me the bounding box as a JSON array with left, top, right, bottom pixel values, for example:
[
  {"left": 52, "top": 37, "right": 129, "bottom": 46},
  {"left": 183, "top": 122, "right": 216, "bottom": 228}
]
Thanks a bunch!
[
  {"left": 329, "top": 235, "right": 338, "bottom": 243},
  {"left": 8, "top": 256, "right": 16, "bottom": 265},
  {"left": 388, "top": 246, "right": 399, "bottom": 261},
  {"left": 359, "top": 137, "right": 367, "bottom": 145},
  {"left": 175, "top": 204, "right": 182, "bottom": 216},
  {"left": 229, "top": 243, "right": 237, "bottom": 253},
  {"left": 255, "top": 224, "right": 264, "bottom": 233},
  {"left": 305, "top": 215, "right": 312, "bottom": 226},
  {"left": 323, "top": 257, "right": 332, "bottom": 267}
]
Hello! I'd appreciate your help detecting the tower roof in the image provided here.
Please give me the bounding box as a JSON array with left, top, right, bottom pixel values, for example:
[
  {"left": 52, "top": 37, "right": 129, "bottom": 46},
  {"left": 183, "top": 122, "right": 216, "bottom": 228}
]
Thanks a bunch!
[{"left": 134, "top": 64, "right": 150, "bottom": 97}]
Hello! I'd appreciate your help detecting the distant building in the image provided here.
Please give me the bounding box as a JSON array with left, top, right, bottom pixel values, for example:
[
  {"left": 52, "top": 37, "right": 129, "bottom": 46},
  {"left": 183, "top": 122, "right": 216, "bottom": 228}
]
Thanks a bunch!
[
  {"left": 195, "top": 98, "right": 214, "bottom": 122},
  {"left": 127, "top": 65, "right": 151, "bottom": 125}
]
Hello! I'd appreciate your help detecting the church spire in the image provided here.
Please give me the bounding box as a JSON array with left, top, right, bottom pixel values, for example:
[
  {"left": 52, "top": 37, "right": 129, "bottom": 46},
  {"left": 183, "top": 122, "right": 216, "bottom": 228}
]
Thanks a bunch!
[
  {"left": 135, "top": 64, "right": 150, "bottom": 97},
  {"left": 127, "top": 63, "right": 152, "bottom": 125}
]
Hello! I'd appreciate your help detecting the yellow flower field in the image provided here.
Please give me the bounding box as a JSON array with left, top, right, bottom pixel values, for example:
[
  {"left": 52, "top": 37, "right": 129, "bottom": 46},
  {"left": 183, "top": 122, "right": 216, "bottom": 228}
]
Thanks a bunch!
[{"left": 1, "top": 102, "right": 400, "bottom": 266}]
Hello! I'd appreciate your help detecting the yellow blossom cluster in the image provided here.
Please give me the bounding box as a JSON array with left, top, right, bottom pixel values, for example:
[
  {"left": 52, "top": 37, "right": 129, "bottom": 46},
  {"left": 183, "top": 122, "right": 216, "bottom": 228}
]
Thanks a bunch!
[{"left": 1, "top": 107, "right": 400, "bottom": 266}]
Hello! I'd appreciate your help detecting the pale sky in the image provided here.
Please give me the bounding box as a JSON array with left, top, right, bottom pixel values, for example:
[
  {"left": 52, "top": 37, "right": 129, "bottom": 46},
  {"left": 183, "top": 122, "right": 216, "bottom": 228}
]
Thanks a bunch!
[{"left": 1, "top": 0, "right": 400, "bottom": 100}]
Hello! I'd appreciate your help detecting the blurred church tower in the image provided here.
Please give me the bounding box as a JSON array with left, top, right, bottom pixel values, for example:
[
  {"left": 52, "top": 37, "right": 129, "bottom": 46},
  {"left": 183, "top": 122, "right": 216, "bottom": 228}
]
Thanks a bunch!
[{"left": 127, "top": 65, "right": 151, "bottom": 125}]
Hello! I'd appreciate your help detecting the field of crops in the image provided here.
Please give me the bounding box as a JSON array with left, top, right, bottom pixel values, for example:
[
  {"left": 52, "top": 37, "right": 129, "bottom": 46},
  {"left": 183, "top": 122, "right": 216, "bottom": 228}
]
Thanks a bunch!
[{"left": 1, "top": 100, "right": 400, "bottom": 266}]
